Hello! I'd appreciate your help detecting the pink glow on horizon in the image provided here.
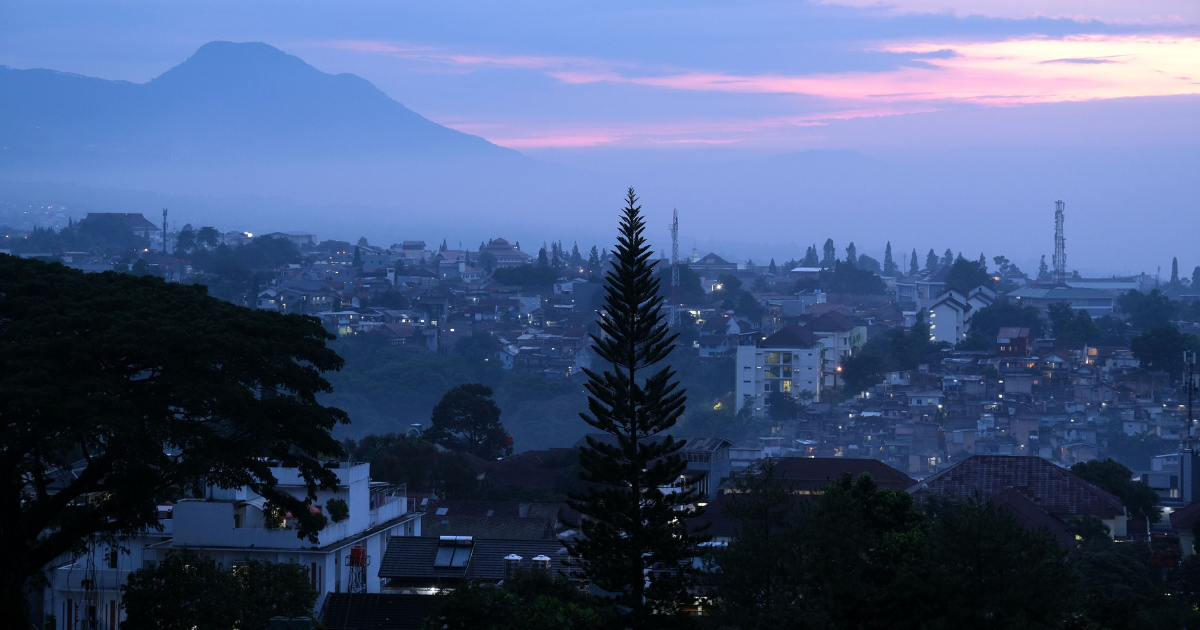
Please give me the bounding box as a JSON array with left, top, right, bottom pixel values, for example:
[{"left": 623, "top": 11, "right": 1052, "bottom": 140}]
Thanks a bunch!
[
  {"left": 313, "top": 35, "right": 1200, "bottom": 147},
  {"left": 567, "top": 36, "right": 1200, "bottom": 105}
]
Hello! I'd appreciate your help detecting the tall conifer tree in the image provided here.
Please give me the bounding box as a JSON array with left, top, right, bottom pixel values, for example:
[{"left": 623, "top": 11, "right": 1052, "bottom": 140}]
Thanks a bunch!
[
  {"left": 569, "top": 188, "right": 705, "bottom": 624},
  {"left": 910, "top": 249, "right": 919, "bottom": 275},
  {"left": 883, "top": 242, "right": 898, "bottom": 275}
]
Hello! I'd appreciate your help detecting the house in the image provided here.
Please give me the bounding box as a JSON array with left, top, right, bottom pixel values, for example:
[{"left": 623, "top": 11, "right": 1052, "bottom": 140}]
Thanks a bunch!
[
  {"left": 43, "top": 462, "right": 421, "bottom": 626},
  {"left": 257, "top": 288, "right": 282, "bottom": 311},
  {"left": 479, "top": 238, "right": 531, "bottom": 269},
  {"left": 736, "top": 325, "right": 824, "bottom": 418},
  {"left": 723, "top": 457, "right": 915, "bottom": 495},
  {"left": 996, "top": 327, "right": 1032, "bottom": 357},
  {"left": 1171, "top": 502, "right": 1200, "bottom": 555},
  {"left": 419, "top": 500, "right": 566, "bottom": 541},
  {"left": 81, "top": 213, "right": 162, "bottom": 243},
  {"left": 697, "top": 315, "right": 758, "bottom": 358},
  {"left": 910, "top": 455, "right": 1127, "bottom": 539},
  {"left": 928, "top": 290, "right": 970, "bottom": 345},
  {"left": 378, "top": 536, "right": 568, "bottom": 593},
  {"left": 400, "top": 241, "right": 430, "bottom": 262},
  {"left": 573, "top": 434, "right": 732, "bottom": 500},
  {"left": 261, "top": 231, "right": 318, "bottom": 247},
  {"left": 691, "top": 252, "right": 738, "bottom": 273},
  {"left": 804, "top": 311, "right": 865, "bottom": 368}
]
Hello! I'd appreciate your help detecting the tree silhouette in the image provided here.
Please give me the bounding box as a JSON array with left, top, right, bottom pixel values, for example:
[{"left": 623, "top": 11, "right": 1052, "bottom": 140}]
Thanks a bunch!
[{"left": 568, "top": 188, "right": 707, "bottom": 623}]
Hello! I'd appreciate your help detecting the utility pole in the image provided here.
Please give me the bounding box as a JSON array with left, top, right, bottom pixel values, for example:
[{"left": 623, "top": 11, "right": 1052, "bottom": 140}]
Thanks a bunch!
[{"left": 162, "top": 208, "right": 169, "bottom": 254}]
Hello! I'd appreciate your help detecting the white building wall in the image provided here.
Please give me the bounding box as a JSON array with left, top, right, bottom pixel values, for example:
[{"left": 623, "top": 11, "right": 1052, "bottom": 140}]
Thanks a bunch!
[
  {"left": 928, "top": 302, "right": 965, "bottom": 345},
  {"left": 735, "top": 344, "right": 823, "bottom": 419}
]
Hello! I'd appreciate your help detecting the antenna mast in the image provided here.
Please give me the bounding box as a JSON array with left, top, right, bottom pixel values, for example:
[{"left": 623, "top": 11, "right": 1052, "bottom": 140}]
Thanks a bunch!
[
  {"left": 162, "top": 208, "right": 169, "bottom": 254},
  {"left": 1052, "top": 199, "right": 1066, "bottom": 284},
  {"left": 671, "top": 208, "right": 679, "bottom": 306}
]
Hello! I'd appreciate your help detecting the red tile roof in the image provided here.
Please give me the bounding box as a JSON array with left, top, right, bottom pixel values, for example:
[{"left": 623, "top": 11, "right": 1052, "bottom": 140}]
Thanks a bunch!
[{"left": 912, "top": 455, "right": 1123, "bottom": 518}]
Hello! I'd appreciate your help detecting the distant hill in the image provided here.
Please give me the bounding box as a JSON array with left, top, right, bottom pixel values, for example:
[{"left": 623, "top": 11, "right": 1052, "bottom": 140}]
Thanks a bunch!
[{"left": 0, "top": 41, "right": 514, "bottom": 162}]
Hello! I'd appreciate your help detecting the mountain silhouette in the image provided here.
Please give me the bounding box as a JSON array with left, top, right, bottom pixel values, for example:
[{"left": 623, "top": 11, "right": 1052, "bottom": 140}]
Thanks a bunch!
[{"left": 0, "top": 41, "right": 514, "bottom": 162}]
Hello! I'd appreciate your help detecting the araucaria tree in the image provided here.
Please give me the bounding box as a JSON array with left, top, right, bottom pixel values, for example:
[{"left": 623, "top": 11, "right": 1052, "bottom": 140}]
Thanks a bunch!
[
  {"left": 0, "top": 256, "right": 348, "bottom": 625},
  {"left": 569, "top": 188, "right": 706, "bottom": 625}
]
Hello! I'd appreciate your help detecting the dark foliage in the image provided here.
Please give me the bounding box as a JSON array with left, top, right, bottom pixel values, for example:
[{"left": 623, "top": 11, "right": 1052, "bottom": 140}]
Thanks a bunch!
[
  {"left": 122, "top": 549, "right": 316, "bottom": 630},
  {"left": 568, "top": 188, "right": 707, "bottom": 623},
  {"left": 943, "top": 257, "right": 993, "bottom": 295},
  {"left": 422, "top": 571, "right": 612, "bottom": 630},
  {"left": 821, "top": 260, "right": 886, "bottom": 294},
  {"left": 342, "top": 434, "right": 479, "bottom": 498},
  {"left": 0, "top": 255, "right": 346, "bottom": 618},
  {"left": 1119, "top": 290, "right": 1179, "bottom": 331},
  {"left": 841, "top": 315, "right": 942, "bottom": 395},
  {"left": 425, "top": 383, "right": 512, "bottom": 459},
  {"left": 1048, "top": 302, "right": 1102, "bottom": 346},
  {"left": 1070, "top": 458, "right": 1160, "bottom": 523},
  {"left": 959, "top": 301, "right": 1044, "bottom": 349},
  {"left": 1130, "top": 325, "right": 1200, "bottom": 380},
  {"left": 493, "top": 264, "right": 560, "bottom": 286}
]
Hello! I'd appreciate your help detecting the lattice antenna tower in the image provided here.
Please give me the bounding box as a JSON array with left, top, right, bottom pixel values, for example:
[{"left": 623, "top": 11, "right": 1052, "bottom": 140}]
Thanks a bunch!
[
  {"left": 1052, "top": 199, "right": 1066, "bottom": 284},
  {"left": 671, "top": 208, "right": 680, "bottom": 306}
]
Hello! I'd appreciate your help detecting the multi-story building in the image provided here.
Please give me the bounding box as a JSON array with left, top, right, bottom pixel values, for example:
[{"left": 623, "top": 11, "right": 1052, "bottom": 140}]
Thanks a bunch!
[
  {"left": 43, "top": 462, "right": 421, "bottom": 628},
  {"left": 736, "top": 325, "right": 825, "bottom": 418}
]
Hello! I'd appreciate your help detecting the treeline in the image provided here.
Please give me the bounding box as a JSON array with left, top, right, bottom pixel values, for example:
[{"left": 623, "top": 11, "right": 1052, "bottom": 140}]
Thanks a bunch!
[
  {"left": 6, "top": 215, "right": 149, "bottom": 255},
  {"left": 425, "top": 463, "right": 1200, "bottom": 630},
  {"left": 326, "top": 332, "right": 739, "bottom": 450}
]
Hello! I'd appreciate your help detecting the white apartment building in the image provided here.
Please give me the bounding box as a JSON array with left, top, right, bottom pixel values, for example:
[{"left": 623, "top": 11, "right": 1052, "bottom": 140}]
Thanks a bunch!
[
  {"left": 736, "top": 325, "right": 825, "bottom": 419},
  {"left": 43, "top": 461, "right": 420, "bottom": 629},
  {"left": 928, "top": 290, "right": 969, "bottom": 345}
]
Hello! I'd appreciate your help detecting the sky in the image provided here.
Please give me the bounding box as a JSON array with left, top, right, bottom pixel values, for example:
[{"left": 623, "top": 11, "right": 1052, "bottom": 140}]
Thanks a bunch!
[{"left": 1, "top": 0, "right": 1198, "bottom": 274}]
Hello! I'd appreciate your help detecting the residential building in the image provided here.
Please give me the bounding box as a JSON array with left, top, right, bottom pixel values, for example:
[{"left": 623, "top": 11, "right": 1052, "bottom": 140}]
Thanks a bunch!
[
  {"left": 736, "top": 325, "right": 824, "bottom": 419},
  {"left": 928, "top": 290, "right": 969, "bottom": 345},
  {"left": 43, "top": 462, "right": 420, "bottom": 626},
  {"left": 910, "top": 455, "right": 1128, "bottom": 539},
  {"left": 996, "top": 327, "right": 1033, "bottom": 357},
  {"left": 479, "top": 238, "right": 531, "bottom": 268}
]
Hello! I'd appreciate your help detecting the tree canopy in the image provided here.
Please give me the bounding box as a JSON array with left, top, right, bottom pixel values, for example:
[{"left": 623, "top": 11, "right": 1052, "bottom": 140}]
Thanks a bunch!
[
  {"left": 1130, "top": 325, "right": 1200, "bottom": 380},
  {"left": 1070, "top": 458, "right": 1161, "bottom": 523},
  {"left": 425, "top": 383, "right": 512, "bottom": 459},
  {"left": 0, "top": 255, "right": 347, "bottom": 619},
  {"left": 122, "top": 549, "right": 316, "bottom": 630}
]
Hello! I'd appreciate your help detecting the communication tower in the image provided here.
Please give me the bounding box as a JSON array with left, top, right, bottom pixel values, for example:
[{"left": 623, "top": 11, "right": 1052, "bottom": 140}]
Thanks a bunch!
[
  {"left": 162, "top": 208, "right": 169, "bottom": 254},
  {"left": 1052, "top": 199, "right": 1066, "bottom": 284},
  {"left": 671, "top": 208, "right": 679, "bottom": 306}
]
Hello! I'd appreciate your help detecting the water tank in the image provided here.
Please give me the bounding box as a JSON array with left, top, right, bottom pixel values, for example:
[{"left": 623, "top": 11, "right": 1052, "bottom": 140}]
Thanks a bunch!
[
  {"left": 348, "top": 544, "right": 368, "bottom": 567},
  {"left": 504, "top": 554, "right": 523, "bottom": 580},
  {"left": 531, "top": 554, "right": 551, "bottom": 574}
]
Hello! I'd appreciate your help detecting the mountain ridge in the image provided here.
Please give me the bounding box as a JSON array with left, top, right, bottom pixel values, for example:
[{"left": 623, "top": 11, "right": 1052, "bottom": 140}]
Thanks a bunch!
[{"left": 0, "top": 41, "right": 516, "bottom": 162}]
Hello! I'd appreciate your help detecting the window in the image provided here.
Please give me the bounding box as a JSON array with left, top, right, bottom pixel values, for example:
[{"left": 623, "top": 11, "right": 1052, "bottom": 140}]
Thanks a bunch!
[
  {"left": 106, "top": 549, "right": 119, "bottom": 569},
  {"left": 764, "top": 352, "right": 781, "bottom": 364}
]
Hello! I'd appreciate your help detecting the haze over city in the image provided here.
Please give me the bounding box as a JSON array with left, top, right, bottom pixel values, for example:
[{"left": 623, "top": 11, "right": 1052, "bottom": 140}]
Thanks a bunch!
[{"left": 2, "top": 0, "right": 1198, "bottom": 274}]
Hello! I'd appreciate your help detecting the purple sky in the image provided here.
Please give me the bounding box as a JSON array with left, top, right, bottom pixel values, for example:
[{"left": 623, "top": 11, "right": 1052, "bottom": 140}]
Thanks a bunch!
[{"left": 2, "top": 0, "right": 1198, "bottom": 275}]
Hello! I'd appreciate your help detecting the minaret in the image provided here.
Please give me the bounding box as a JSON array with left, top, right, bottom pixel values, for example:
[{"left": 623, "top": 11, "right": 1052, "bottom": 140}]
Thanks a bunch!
[{"left": 1052, "top": 200, "right": 1066, "bottom": 284}]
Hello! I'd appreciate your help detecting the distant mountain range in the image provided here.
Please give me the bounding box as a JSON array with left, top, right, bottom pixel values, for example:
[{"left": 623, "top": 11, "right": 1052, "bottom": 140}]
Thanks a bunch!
[{"left": 0, "top": 41, "right": 513, "bottom": 163}]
